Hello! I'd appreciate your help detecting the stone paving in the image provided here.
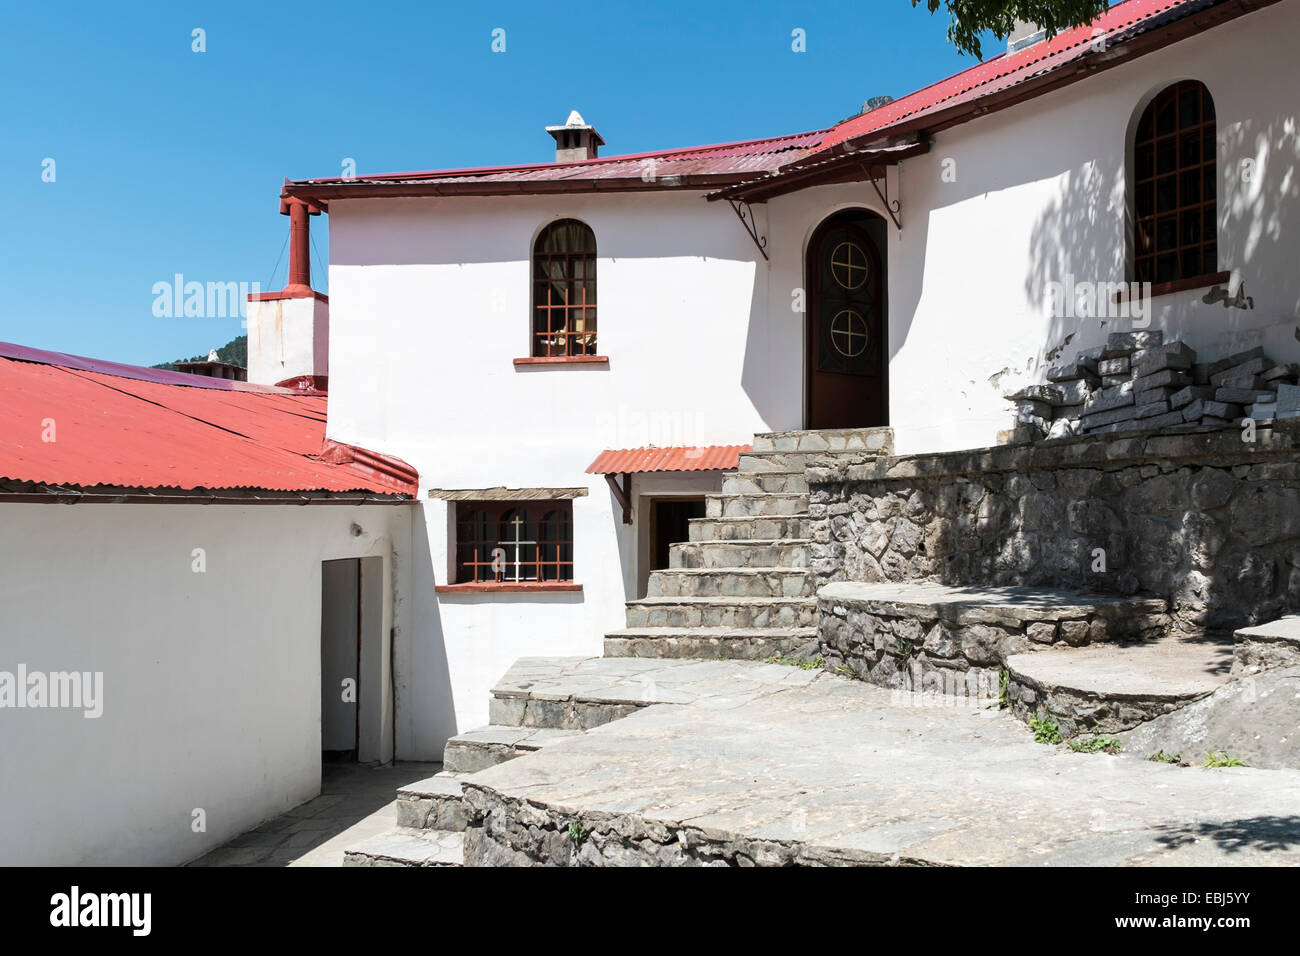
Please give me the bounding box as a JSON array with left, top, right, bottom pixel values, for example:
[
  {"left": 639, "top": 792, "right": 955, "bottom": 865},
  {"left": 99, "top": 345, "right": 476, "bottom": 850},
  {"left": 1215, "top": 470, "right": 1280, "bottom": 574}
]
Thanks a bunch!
[
  {"left": 462, "top": 662, "right": 1300, "bottom": 866},
  {"left": 188, "top": 762, "right": 441, "bottom": 867}
]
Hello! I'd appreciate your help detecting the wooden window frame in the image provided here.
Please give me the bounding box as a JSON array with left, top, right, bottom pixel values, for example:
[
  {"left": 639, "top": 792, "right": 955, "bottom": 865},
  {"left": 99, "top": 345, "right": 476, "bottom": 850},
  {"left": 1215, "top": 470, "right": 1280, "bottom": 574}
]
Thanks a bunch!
[
  {"left": 447, "top": 500, "right": 575, "bottom": 588},
  {"left": 1131, "top": 80, "right": 1219, "bottom": 288},
  {"left": 530, "top": 219, "right": 598, "bottom": 359}
]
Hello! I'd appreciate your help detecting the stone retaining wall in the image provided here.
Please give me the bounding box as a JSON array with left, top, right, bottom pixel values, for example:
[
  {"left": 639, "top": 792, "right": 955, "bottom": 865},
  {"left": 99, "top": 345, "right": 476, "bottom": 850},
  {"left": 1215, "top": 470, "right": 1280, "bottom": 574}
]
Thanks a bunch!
[
  {"left": 461, "top": 784, "right": 888, "bottom": 866},
  {"left": 817, "top": 584, "right": 1169, "bottom": 698},
  {"left": 807, "top": 422, "right": 1300, "bottom": 632}
]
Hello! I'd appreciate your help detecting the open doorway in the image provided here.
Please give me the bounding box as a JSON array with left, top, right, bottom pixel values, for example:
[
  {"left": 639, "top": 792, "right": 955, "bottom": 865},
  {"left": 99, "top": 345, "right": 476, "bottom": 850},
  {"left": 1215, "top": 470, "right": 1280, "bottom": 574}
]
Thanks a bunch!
[
  {"left": 321, "top": 559, "right": 360, "bottom": 763},
  {"left": 636, "top": 497, "right": 706, "bottom": 597}
]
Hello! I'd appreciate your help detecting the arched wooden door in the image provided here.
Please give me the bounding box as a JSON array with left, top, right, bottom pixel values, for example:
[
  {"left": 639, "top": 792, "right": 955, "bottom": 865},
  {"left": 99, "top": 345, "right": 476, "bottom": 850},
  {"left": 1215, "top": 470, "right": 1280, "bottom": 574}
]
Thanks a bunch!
[{"left": 805, "top": 211, "right": 887, "bottom": 429}]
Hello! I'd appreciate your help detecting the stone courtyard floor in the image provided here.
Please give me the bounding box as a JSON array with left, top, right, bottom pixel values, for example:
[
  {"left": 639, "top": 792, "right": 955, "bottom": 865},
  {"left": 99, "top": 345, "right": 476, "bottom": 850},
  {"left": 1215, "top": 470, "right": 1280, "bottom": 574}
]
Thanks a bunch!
[
  {"left": 197, "top": 660, "right": 1300, "bottom": 867},
  {"left": 188, "top": 762, "right": 441, "bottom": 867},
  {"left": 462, "top": 663, "right": 1300, "bottom": 865}
]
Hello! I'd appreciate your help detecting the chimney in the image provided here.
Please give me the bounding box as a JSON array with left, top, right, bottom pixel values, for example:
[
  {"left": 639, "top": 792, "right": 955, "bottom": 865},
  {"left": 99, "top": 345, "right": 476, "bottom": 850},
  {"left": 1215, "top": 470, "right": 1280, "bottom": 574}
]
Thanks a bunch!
[
  {"left": 244, "top": 188, "right": 330, "bottom": 390},
  {"left": 1007, "top": 20, "right": 1048, "bottom": 54},
  {"left": 546, "top": 110, "right": 604, "bottom": 163}
]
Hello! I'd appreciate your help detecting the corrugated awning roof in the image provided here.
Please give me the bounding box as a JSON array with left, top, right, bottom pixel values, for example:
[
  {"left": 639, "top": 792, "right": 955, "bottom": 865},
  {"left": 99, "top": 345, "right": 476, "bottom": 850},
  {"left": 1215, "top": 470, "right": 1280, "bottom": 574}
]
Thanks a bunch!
[
  {"left": 0, "top": 342, "right": 418, "bottom": 498},
  {"left": 586, "top": 446, "right": 751, "bottom": 475}
]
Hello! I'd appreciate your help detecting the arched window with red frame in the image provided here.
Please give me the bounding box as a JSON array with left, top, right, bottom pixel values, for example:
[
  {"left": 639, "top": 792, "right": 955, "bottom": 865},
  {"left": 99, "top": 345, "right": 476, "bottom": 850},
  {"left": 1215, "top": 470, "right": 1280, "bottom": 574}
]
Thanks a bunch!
[
  {"left": 532, "top": 219, "right": 597, "bottom": 357},
  {"left": 1132, "top": 80, "right": 1218, "bottom": 287}
]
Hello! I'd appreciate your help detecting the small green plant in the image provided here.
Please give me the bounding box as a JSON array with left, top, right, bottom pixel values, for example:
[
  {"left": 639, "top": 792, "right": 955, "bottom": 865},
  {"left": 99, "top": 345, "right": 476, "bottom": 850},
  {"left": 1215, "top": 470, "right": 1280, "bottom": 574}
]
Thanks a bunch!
[
  {"left": 987, "top": 669, "right": 1010, "bottom": 711},
  {"left": 1202, "top": 750, "right": 1246, "bottom": 768},
  {"left": 567, "top": 820, "right": 589, "bottom": 846},
  {"left": 1069, "top": 736, "right": 1123, "bottom": 755},
  {"left": 1029, "top": 713, "right": 1064, "bottom": 745},
  {"left": 1147, "top": 750, "right": 1182, "bottom": 764},
  {"left": 767, "top": 654, "right": 823, "bottom": 670},
  {"left": 834, "top": 663, "right": 856, "bottom": 678},
  {"left": 894, "top": 639, "right": 914, "bottom": 657}
]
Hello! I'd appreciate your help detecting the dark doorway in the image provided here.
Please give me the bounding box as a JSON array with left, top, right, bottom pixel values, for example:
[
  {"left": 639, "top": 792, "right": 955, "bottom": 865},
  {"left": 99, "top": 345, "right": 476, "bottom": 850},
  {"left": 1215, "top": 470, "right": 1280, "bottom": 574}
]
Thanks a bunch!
[
  {"left": 321, "top": 559, "right": 360, "bottom": 763},
  {"left": 652, "top": 498, "right": 706, "bottom": 572},
  {"left": 805, "top": 209, "right": 888, "bottom": 429}
]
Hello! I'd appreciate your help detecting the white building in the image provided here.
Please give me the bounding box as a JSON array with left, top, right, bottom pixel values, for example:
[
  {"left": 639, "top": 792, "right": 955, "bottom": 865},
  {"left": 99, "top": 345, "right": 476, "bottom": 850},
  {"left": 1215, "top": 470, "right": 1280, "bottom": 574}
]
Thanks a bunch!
[{"left": 259, "top": 0, "right": 1300, "bottom": 759}]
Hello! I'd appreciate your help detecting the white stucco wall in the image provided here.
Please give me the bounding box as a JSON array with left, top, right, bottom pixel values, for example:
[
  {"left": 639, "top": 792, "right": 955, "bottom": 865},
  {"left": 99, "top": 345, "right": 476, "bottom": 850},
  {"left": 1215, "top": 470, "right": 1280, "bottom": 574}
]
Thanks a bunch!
[
  {"left": 326, "top": 193, "right": 774, "bottom": 757},
  {"left": 875, "top": 0, "right": 1300, "bottom": 453},
  {"left": 0, "top": 502, "right": 406, "bottom": 866},
  {"left": 318, "top": 0, "right": 1299, "bottom": 757}
]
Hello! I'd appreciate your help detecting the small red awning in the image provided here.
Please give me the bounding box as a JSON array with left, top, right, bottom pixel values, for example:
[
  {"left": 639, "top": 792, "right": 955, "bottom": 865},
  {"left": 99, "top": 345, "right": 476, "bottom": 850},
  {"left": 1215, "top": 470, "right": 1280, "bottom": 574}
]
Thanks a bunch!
[{"left": 586, "top": 445, "right": 751, "bottom": 475}]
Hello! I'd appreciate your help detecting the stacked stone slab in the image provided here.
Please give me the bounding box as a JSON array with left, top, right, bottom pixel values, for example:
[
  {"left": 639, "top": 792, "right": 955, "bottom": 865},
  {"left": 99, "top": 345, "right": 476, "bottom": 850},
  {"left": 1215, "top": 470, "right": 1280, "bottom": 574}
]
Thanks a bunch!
[
  {"left": 1007, "top": 332, "right": 1300, "bottom": 441},
  {"left": 604, "top": 427, "right": 895, "bottom": 660}
]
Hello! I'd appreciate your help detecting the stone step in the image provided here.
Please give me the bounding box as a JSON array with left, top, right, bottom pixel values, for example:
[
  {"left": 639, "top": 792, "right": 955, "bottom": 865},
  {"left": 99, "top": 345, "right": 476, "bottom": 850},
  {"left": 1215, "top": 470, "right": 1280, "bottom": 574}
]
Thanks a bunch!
[
  {"left": 817, "top": 581, "right": 1172, "bottom": 700},
  {"left": 751, "top": 427, "right": 894, "bottom": 454},
  {"left": 342, "top": 828, "right": 463, "bottom": 867},
  {"left": 721, "top": 471, "right": 808, "bottom": 496},
  {"left": 1232, "top": 615, "right": 1300, "bottom": 675},
  {"left": 442, "top": 725, "right": 585, "bottom": 773},
  {"left": 605, "top": 626, "right": 819, "bottom": 661},
  {"left": 1006, "top": 637, "right": 1233, "bottom": 737},
  {"left": 485, "top": 655, "right": 822, "bottom": 731},
  {"left": 395, "top": 775, "right": 467, "bottom": 832},
  {"left": 688, "top": 514, "right": 810, "bottom": 542},
  {"left": 706, "top": 492, "right": 808, "bottom": 518},
  {"left": 648, "top": 567, "right": 814, "bottom": 598},
  {"left": 669, "top": 538, "right": 811, "bottom": 570},
  {"left": 625, "top": 595, "right": 817, "bottom": 629}
]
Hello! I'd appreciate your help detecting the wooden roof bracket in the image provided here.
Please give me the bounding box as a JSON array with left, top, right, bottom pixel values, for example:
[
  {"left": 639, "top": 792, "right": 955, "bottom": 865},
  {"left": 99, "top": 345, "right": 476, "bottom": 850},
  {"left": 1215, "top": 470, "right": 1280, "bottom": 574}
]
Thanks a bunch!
[
  {"left": 727, "top": 199, "right": 769, "bottom": 261},
  {"left": 606, "top": 472, "right": 633, "bottom": 524}
]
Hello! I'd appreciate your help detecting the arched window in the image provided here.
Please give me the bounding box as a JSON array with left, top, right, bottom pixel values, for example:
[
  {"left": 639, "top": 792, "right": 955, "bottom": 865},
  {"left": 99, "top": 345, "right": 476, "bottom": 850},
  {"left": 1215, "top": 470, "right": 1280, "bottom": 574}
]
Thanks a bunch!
[
  {"left": 1132, "top": 81, "right": 1217, "bottom": 286},
  {"left": 532, "top": 219, "right": 597, "bottom": 357}
]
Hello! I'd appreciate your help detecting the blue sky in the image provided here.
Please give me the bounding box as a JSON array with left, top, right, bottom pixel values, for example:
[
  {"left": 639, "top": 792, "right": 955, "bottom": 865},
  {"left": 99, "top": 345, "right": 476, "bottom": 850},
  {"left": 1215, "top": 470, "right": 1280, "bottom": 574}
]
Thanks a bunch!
[{"left": 0, "top": 0, "right": 984, "bottom": 365}]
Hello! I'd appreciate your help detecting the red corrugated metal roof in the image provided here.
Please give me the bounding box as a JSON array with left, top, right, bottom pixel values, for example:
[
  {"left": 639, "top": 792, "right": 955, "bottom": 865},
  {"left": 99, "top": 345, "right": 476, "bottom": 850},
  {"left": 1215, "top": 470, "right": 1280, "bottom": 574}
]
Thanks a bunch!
[
  {"left": 286, "top": 0, "right": 1231, "bottom": 199},
  {"left": 296, "top": 130, "right": 826, "bottom": 188},
  {"left": 586, "top": 446, "right": 751, "bottom": 474},
  {"left": 814, "top": 0, "right": 1216, "bottom": 154},
  {"left": 0, "top": 343, "right": 417, "bottom": 497}
]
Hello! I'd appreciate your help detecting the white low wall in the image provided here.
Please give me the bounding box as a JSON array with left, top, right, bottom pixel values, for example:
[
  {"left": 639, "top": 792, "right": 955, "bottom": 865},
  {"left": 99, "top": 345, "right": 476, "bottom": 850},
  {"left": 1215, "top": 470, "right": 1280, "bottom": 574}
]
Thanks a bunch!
[{"left": 0, "top": 502, "right": 404, "bottom": 866}]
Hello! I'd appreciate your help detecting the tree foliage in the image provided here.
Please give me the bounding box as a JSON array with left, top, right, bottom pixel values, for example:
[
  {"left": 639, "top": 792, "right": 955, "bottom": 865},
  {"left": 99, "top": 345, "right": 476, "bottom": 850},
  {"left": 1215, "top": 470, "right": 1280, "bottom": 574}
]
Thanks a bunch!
[
  {"left": 152, "top": 335, "right": 247, "bottom": 371},
  {"left": 913, "top": 0, "right": 1111, "bottom": 59}
]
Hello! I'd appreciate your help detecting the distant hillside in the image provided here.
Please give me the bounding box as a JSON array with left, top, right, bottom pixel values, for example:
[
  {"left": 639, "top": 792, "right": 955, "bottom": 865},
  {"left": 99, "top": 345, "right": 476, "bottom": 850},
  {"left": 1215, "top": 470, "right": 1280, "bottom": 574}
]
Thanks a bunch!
[{"left": 153, "top": 335, "right": 247, "bottom": 372}]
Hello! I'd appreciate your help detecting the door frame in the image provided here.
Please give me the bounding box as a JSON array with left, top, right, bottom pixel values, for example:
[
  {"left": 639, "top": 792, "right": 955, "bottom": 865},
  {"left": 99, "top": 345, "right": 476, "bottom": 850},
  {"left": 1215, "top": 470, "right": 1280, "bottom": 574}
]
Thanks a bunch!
[{"left": 803, "top": 207, "right": 890, "bottom": 430}]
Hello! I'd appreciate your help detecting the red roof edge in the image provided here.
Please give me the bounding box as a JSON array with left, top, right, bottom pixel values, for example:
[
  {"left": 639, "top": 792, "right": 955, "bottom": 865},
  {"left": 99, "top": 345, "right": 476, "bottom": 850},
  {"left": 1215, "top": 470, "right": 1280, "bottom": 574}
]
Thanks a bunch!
[
  {"left": 290, "top": 129, "right": 831, "bottom": 187},
  {"left": 0, "top": 341, "right": 282, "bottom": 393},
  {"left": 320, "top": 439, "right": 420, "bottom": 496}
]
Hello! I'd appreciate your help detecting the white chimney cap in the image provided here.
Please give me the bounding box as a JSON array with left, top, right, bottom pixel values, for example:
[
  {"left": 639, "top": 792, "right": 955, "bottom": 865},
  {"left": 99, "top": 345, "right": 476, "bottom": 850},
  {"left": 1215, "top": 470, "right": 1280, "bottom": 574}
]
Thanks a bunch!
[
  {"left": 207, "top": 349, "right": 220, "bottom": 362},
  {"left": 564, "top": 110, "right": 586, "bottom": 127}
]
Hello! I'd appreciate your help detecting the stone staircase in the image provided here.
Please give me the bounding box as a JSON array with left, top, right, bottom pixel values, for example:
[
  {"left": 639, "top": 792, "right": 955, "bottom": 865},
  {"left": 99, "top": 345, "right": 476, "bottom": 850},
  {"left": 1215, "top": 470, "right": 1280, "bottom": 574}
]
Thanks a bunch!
[
  {"left": 343, "top": 427, "right": 893, "bottom": 865},
  {"left": 605, "top": 427, "right": 893, "bottom": 661},
  {"left": 342, "top": 655, "right": 815, "bottom": 866}
]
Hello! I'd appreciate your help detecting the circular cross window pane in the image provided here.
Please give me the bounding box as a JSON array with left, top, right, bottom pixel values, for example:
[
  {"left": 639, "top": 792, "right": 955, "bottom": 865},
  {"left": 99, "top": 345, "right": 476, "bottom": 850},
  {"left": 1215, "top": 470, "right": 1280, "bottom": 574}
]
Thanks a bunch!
[
  {"left": 830, "top": 241, "right": 869, "bottom": 290},
  {"left": 830, "top": 310, "right": 869, "bottom": 358}
]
